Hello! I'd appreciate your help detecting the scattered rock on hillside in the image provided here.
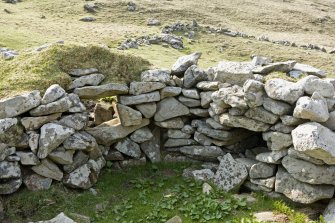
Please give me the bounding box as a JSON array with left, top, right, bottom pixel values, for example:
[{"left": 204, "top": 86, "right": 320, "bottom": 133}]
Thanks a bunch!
[
  {"left": 147, "top": 18, "right": 161, "bottom": 26},
  {"left": 84, "top": 3, "right": 98, "bottom": 13},
  {"left": 79, "top": 17, "right": 96, "bottom": 22},
  {"left": 127, "top": 1, "right": 136, "bottom": 11}
]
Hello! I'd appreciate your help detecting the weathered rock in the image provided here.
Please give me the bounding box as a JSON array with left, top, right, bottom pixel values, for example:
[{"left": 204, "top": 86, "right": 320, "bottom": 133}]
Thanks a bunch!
[
  {"left": 202, "top": 182, "right": 213, "bottom": 195},
  {"left": 166, "top": 215, "right": 182, "bottom": 223},
  {"left": 114, "top": 103, "right": 142, "bottom": 126},
  {"left": 214, "top": 153, "right": 248, "bottom": 191},
  {"left": 243, "top": 79, "right": 265, "bottom": 107},
  {"left": 74, "top": 83, "right": 129, "bottom": 99},
  {"left": 251, "top": 56, "right": 272, "bottom": 66},
  {"left": 269, "top": 132, "right": 292, "bottom": 150},
  {"left": 271, "top": 122, "right": 294, "bottom": 134},
  {"left": 16, "top": 151, "right": 40, "bottom": 165},
  {"left": 68, "top": 73, "right": 105, "bottom": 90},
  {"left": 249, "top": 162, "right": 276, "bottom": 179},
  {"left": 29, "top": 96, "right": 73, "bottom": 116},
  {"left": 59, "top": 113, "right": 87, "bottom": 131},
  {"left": 196, "top": 81, "right": 220, "bottom": 91},
  {"left": 171, "top": 52, "right": 202, "bottom": 75},
  {"left": 292, "top": 122, "right": 335, "bottom": 165},
  {"left": 235, "top": 158, "right": 258, "bottom": 173},
  {"left": 0, "top": 144, "right": 15, "bottom": 161},
  {"left": 265, "top": 78, "right": 304, "bottom": 105},
  {"left": 178, "top": 96, "right": 201, "bottom": 107},
  {"left": 48, "top": 148, "right": 74, "bottom": 165},
  {"left": 216, "top": 85, "right": 248, "bottom": 109},
  {"left": 275, "top": 167, "right": 334, "bottom": 204},
  {"left": 119, "top": 157, "right": 147, "bottom": 168},
  {"left": 140, "top": 127, "right": 161, "bottom": 163},
  {"left": 194, "top": 131, "right": 213, "bottom": 146},
  {"left": 293, "top": 63, "right": 326, "bottom": 77},
  {"left": 69, "top": 68, "right": 98, "bottom": 77},
  {"left": 298, "top": 75, "right": 334, "bottom": 98},
  {"left": 154, "top": 97, "right": 189, "bottom": 122},
  {"left": 119, "top": 91, "right": 160, "bottom": 105},
  {"left": 93, "top": 102, "right": 114, "bottom": 125},
  {"left": 0, "top": 161, "right": 21, "bottom": 179},
  {"left": 135, "top": 102, "right": 157, "bottom": 118},
  {"left": 147, "top": 18, "right": 160, "bottom": 26},
  {"left": 280, "top": 115, "right": 305, "bottom": 126},
  {"left": 282, "top": 156, "right": 335, "bottom": 185},
  {"left": 324, "top": 111, "right": 335, "bottom": 130},
  {"left": 288, "top": 147, "right": 324, "bottom": 165},
  {"left": 21, "top": 113, "right": 62, "bottom": 130},
  {"left": 191, "top": 169, "right": 215, "bottom": 181},
  {"left": 253, "top": 211, "right": 288, "bottom": 223},
  {"left": 87, "top": 118, "right": 150, "bottom": 145},
  {"left": 33, "top": 212, "right": 76, "bottom": 223},
  {"left": 24, "top": 174, "right": 52, "bottom": 191},
  {"left": 129, "top": 82, "right": 165, "bottom": 95},
  {"left": 41, "top": 84, "right": 66, "bottom": 105},
  {"left": 28, "top": 131, "right": 39, "bottom": 154},
  {"left": 105, "top": 149, "right": 124, "bottom": 161},
  {"left": 183, "top": 65, "right": 208, "bottom": 88},
  {"left": 63, "top": 132, "right": 98, "bottom": 151},
  {"left": 213, "top": 62, "right": 255, "bottom": 86},
  {"left": 130, "top": 127, "right": 153, "bottom": 143},
  {"left": 0, "top": 90, "right": 41, "bottom": 119},
  {"left": 180, "top": 146, "right": 224, "bottom": 161},
  {"left": 253, "top": 60, "right": 296, "bottom": 74},
  {"left": 38, "top": 123, "right": 75, "bottom": 159},
  {"left": 189, "top": 108, "right": 209, "bottom": 117},
  {"left": 63, "top": 151, "right": 89, "bottom": 173},
  {"left": 200, "top": 91, "right": 214, "bottom": 108},
  {"left": 115, "top": 138, "right": 141, "bottom": 159},
  {"left": 256, "top": 150, "right": 287, "bottom": 164},
  {"left": 63, "top": 157, "right": 105, "bottom": 189},
  {"left": 168, "top": 129, "right": 191, "bottom": 139},
  {"left": 0, "top": 178, "right": 22, "bottom": 195},
  {"left": 181, "top": 124, "right": 195, "bottom": 134},
  {"left": 141, "top": 69, "right": 171, "bottom": 84},
  {"left": 164, "top": 138, "right": 198, "bottom": 147},
  {"left": 250, "top": 177, "right": 276, "bottom": 190},
  {"left": 182, "top": 89, "right": 200, "bottom": 99},
  {"left": 219, "top": 114, "right": 271, "bottom": 132},
  {"left": 155, "top": 117, "right": 184, "bottom": 129},
  {"left": 245, "top": 107, "right": 279, "bottom": 124},
  {"left": 160, "top": 86, "right": 182, "bottom": 99},
  {"left": 32, "top": 159, "right": 63, "bottom": 181},
  {"left": 323, "top": 199, "right": 335, "bottom": 223},
  {"left": 0, "top": 118, "right": 24, "bottom": 146},
  {"left": 68, "top": 102, "right": 86, "bottom": 113},
  {"left": 206, "top": 118, "right": 230, "bottom": 130},
  {"left": 293, "top": 92, "right": 329, "bottom": 122},
  {"left": 263, "top": 97, "right": 292, "bottom": 116}
]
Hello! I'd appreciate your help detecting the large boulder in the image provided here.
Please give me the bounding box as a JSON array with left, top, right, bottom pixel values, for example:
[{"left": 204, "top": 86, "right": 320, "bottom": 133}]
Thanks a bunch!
[
  {"left": 293, "top": 92, "right": 329, "bottom": 122},
  {"left": 154, "top": 97, "right": 189, "bottom": 122},
  {"left": 87, "top": 118, "right": 150, "bottom": 145},
  {"left": 73, "top": 83, "right": 129, "bottom": 99},
  {"left": 275, "top": 167, "right": 334, "bottom": 204},
  {"left": 292, "top": 122, "right": 335, "bottom": 164},
  {"left": 282, "top": 156, "right": 335, "bottom": 185},
  {"left": 0, "top": 90, "right": 41, "bottom": 119},
  {"left": 265, "top": 78, "right": 304, "bottom": 105},
  {"left": 171, "top": 52, "right": 202, "bottom": 75},
  {"left": 213, "top": 62, "right": 255, "bottom": 86},
  {"left": 214, "top": 153, "right": 248, "bottom": 191},
  {"left": 253, "top": 60, "right": 296, "bottom": 74},
  {"left": 216, "top": 85, "right": 248, "bottom": 109},
  {"left": 38, "top": 123, "right": 75, "bottom": 159},
  {"left": 298, "top": 75, "right": 334, "bottom": 98}
]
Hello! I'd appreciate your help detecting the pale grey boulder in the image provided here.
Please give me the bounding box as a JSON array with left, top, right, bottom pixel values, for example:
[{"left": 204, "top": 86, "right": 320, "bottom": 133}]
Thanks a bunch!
[
  {"left": 160, "top": 86, "right": 182, "bottom": 99},
  {"left": 293, "top": 92, "right": 329, "bottom": 122},
  {"left": 58, "top": 113, "right": 88, "bottom": 130},
  {"left": 219, "top": 113, "right": 271, "bottom": 132},
  {"left": 264, "top": 78, "right": 304, "bottom": 105},
  {"left": 16, "top": 151, "right": 40, "bottom": 165},
  {"left": 154, "top": 97, "right": 189, "bottom": 122},
  {"left": 29, "top": 95, "right": 73, "bottom": 116},
  {"left": 171, "top": 52, "right": 202, "bottom": 75},
  {"left": 32, "top": 159, "right": 63, "bottom": 181},
  {"left": 275, "top": 167, "right": 334, "bottom": 204},
  {"left": 250, "top": 177, "right": 275, "bottom": 190},
  {"left": 249, "top": 162, "right": 276, "bottom": 179},
  {"left": 68, "top": 73, "right": 105, "bottom": 90},
  {"left": 140, "top": 127, "right": 161, "bottom": 163},
  {"left": 74, "top": 83, "right": 128, "bottom": 99},
  {"left": 245, "top": 107, "right": 279, "bottom": 124},
  {"left": 63, "top": 151, "right": 89, "bottom": 173},
  {"left": 196, "top": 81, "right": 220, "bottom": 91},
  {"left": 38, "top": 123, "right": 75, "bottom": 159},
  {"left": 129, "top": 82, "right": 165, "bottom": 95},
  {"left": 292, "top": 63, "right": 326, "bottom": 77},
  {"left": 324, "top": 199, "right": 335, "bottom": 223},
  {"left": 115, "top": 138, "right": 141, "bottom": 159},
  {"left": 298, "top": 75, "right": 334, "bottom": 98},
  {"left": 23, "top": 174, "right": 52, "bottom": 191},
  {"left": 200, "top": 91, "right": 214, "bottom": 108},
  {"left": 214, "top": 153, "right": 248, "bottom": 191},
  {"left": 119, "top": 91, "right": 160, "bottom": 106},
  {"left": 243, "top": 79, "right": 265, "bottom": 107},
  {"left": 0, "top": 161, "right": 21, "bottom": 179},
  {"left": 0, "top": 90, "right": 41, "bottom": 119},
  {"left": 270, "top": 122, "right": 294, "bottom": 134},
  {"left": 182, "top": 89, "right": 200, "bottom": 99},
  {"left": 21, "top": 113, "right": 62, "bottom": 131},
  {"left": 178, "top": 96, "right": 201, "bottom": 107},
  {"left": 183, "top": 65, "right": 208, "bottom": 88},
  {"left": 63, "top": 132, "right": 98, "bottom": 151},
  {"left": 0, "top": 118, "right": 24, "bottom": 146},
  {"left": 41, "top": 84, "right": 66, "bottom": 105},
  {"left": 130, "top": 127, "right": 153, "bottom": 143},
  {"left": 287, "top": 147, "right": 324, "bottom": 165},
  {"left": 256, "top": 150, "right": 288, "bottom": 164},
  {"left": 269, "top": 132, "right": 292, "bottom": 151},
  {"left": 114, "top": 103, "right": 142, "bottom": 126},
  {"left": 216, "top": 85, "right": 248, "bottom": 109},
  {"left": 263, "top": 97, "right": 292, "bottom": 116},
  {"left": 141, "top": 69, "right": 171, "bottom": 84},
  {"left": 253, "top": 60, "right": 296, "bottom": 74},
  {"left": 135, "top": 102, "right": 157, "bottom": 118}
]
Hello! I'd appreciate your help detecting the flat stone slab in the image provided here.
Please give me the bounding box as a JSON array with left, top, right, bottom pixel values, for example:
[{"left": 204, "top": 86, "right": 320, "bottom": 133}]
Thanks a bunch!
[
  {"left": 154, "top": 97, "right": 189, "bottom": 122},
  {"left": 119, "top": 91, "right": 160, "bottom": 105},
  {"left": 74, "top": 83, "right": 129, "bottom": 99}
]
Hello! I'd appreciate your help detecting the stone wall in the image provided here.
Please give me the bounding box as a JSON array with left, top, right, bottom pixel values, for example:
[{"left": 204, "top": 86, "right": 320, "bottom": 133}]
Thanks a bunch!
[{"left": 1, "top": 52, "right": 335, "bottom": 205}]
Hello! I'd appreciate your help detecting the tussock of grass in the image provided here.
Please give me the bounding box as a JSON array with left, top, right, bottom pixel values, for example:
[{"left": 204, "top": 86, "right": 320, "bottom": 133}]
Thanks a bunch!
[{"left": 0, "top": 44, "right": 150, "bottom": 98}]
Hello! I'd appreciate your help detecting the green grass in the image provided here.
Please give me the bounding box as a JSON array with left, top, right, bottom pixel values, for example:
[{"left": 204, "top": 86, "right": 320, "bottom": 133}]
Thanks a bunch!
[
  {"left": 3, "top": 162, "right": 323, "bottom": 223},
  {"left": 0, "top": 44, "right": 150, "bottom": 98}
]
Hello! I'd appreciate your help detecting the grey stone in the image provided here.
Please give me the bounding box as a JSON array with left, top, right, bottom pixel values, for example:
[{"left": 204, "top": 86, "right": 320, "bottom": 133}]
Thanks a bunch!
[
  {"left": 214, "top": 153, "right": 248, "bottom": 191},
  {"left": 114, "top": 103, "right": 142, "bottom": 127},
  {"left": 63, "top": 151, "right": 89, "bottom": 173},
  {"left": 164, "top": 138, "right": 197, "bottom": 147},
  {"left": 196, "top": 81, "right": 220, "bottom": 91},
  {"left": 323, "top": 199, "right": 335, "bottom": 223},
  {"left": 190, "top": 108, "right": 209, "bottom": 117},
  {"left": 160, "top": 86, "right": 182, "bottom": 99},
  {"left": 130, "top": 127, "right": 153, "bottom": 143},
  {"left": 298, "top": 75, "right": 334, "bottom": 98},
  {"left": 33, "top": 212, "right": 76, "bottom": 223},
  {"left": 200, "top": 91, "right": 214, "bottom": 108},
  {"left": 0, "top": 144, "right": 15, "bottom": 161},
  {"left": 264, "top": 78, "right": 304, "bottom": 105},
  {"left": 21, "top": 113, "right": 62, "bottom": 131},
  {"left": 129, "top": 82, "right": 165, "bottom": 95},
  {"left": 216, "top": 85, "right": 248, "bottom": 109},
  {"left": 263, "top": 97, "right": 292, "bottom": 116},
  {"left": 168, "top": 129, "right": 191, "bottom": 139},
  {"left": 119, "top": 157, "right": 147, "bottom": 168},
  {"left": 245, "top": 107, "right": 279, "bottom": 124},
  {"left": 135, "top": 102, "right": 157, "bottom": 118},
  {"left": 29, "top": 95, "right": 73, "bottom": 116},
  {"left": 68, "top": 73, "right": 105, "bottom": 90},
  {"left": 69, "top": 68, "right": 98, "bottom": 76},
  {"left": 74, "top": 83, "right": 129, "bottom": 99},
  {"left": 140, "top": 127, "right": 161, "bottom": 163},
  {"left": 68, "top": 102, "right": 86, "bottom": 113},
  {"left": 166, "top": 215, "right": 182, "bottom": 223},
  {"left": 141, "top": 69, "right": 171, "bottom": 84},
  {"left": 154, "top": 97, "right": 189, "bottom": 122},
  {"left": 253, "top": 60, "right": 296, "bottom": 74},
  {"left": 275, "top": 167, "right": 334, "bottom": 204},
  {"left": 24, "top": 174, "right": 52, "bottom": 191},
  {"left": 48, "top": 148, "right": 74, "bottom": 165},
  {"left": 16, "top": 151, "right": 40, "bottom": 165},
  {"left": 28, "top": 131, "right": 39, "bottom": 154},
  {"left": 194, "top": 131, "right": 213, "bottom": 146},
  {"left": 219, "top": 113, "right": 270, "bottom": 132},
  {"left": 0, "top": 178, "right": 22, "bottom": 195},
  {"left": 0, "top": 118, "right": 24, "bottom": 147},
  {"left": 249, "top": 162, "right": 276, "bottom": 179},
  {"left": 288, "top": 147, "right": 324, "bottom": 165},
  {"left": 93, "top": 102, "right": 114, "bottom": 126},
  {"left": 235, "top": 158, "right": 258, "bottom": 173},
  {"left": 256, "top": 150, "right": 288, "bottom": 164},
  {"left": 251, "top": 56, "right": 272, "bottom": 66},
  {"left": 0, "top": 90, "right": 41, "bottom": 119},
  {"left": 119, "top": 91, "right": 160, "bottom": 106},
  {"left": 147, "top": 18, "right": 160, "bottom": 26},
  {"left": 182, "top": 89, "right": 200, "bottom": 99},
  {"left": 183, "top": 65, "right": 208, "bottom": 88},
  {"left": 0, "top": 161, "right": 21, "bottom": 179},
  {"left": 63, "top": 132, "right": 98, "bottom": 151},
  {"left": 41, "top": 84, "right": 66, "bottom": 104},
  {"left": 32, "top": 159, "right": 63, "bottom": 181},
  {"left": 178, "top": 96, "right": 201, "bottom": 107},
  {"left": 191, "top": 169, "right": 215, "bottom": 181},
  {"left": 115, "top": 138, "right": 141, "bottom": 159},
  {"left": 202, "top": 182, "right": 213, "bottom": 195},
  {"left": 324, "top": 111, "right": 335, "bottom": 130},
  {"left": 250, "top": 177, "right": 275, "bottom": 189},
  {"left": 171, "top": 52, "right": 202, "bottom": 75},
  {"left": 280, "top": 115, "right": 305, "bottom": 126},
  {"left": 271, "top": 122, "right": 294, "bottom": 134},
  {"left": 253, "top": 211, "right": 287, "bottom": 223},
  {"left": 38, "top": 123, "right": 75, "bottom": 159},
  {"left": 181, "top": 124, "right": 195, "bottom": 134},
  {"left": 206, "top": 118, "right": 230, "bottom": 130},
  {"left": 293, "top": 63, "right": 326, "bottom": 77},
  {"left": 58, "top": 113, "right": 88, "bottom": 131},
  {"left": 155, "top": 117, "right": 184, "bottom": 129},
  {"left": 180, "top": 145, "right": 224, "bottom": 161},
  {"left": 243, "top": 79, "right": 265, "bottom": 107},
  {"left": 269, "top": 132, "right": 292, "bottom": 150}
]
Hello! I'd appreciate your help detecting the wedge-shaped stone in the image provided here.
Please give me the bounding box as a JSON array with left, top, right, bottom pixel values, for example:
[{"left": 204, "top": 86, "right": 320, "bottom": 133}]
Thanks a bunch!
[
  {"left": 293, "top": 63, "right": 326, "bottom": 78},
  {"left": 154, "top": 97, "right": 189, "bottom": 122},
  {"left": 160, "top": 86, "right": 182, "bottom": 99},
  {"left": 115, "top": 138, "right": 141, "bottom": 159},
  {"left": 292, "top": 122, "right": 335, "bottom": 165},
  {"left": 16, "top": 151, "right": 40, "bottom": 165},
  {"left": 32, "top": 159, "right": 63, "bottom": 181},
  {"left": 86, "top": 118, "right": 150, "bottom": 145},
  {"left": 243, "top": 79, "right": 264, "bottom": 107},
  {"left": 135, "top": 102, "right": 157, "bottom": 118},
  {"left": 21, "top": 113, "right": 62, "bottom": 131},
  {"left": 74, "top": 83, "right": 129, "bottom": 99},
  {"left": 114, "top": 103, "right": 142, "bottom": 126},
  {"left": 38, "top": 123, "right": 75, "bottom": 159},
  {"left": 263, "top": 97, "right": 292, "bottom": 116},
  {"left": 119, "top": 91, "right": 160, "bottom": 106},
  {"left": 255, "top": 149, "right": 288, "bottom": 164},
  {"left": 275, "top": 167, "right": 334, "bottom": 204},
  {"left": 183, "top": 65, "right": 208, "bottom": 88},
  {"left": 41, "top": 84, "right": 66, "bottom": 105},
  {"left": 178, "top": 96, "right": 201, "bottom": 107},
  {"left": 68, "top": 73, "right": 105, "bottom": 90},
  {"left": 129, "top": 82, "right": 165, "bottom": 95},
  {"left": 219, "top": 114, "right": 270, "bottom": 132},
  {"left": 140, "top": 127, "right": 161, "bottom": 163},
  {"left": 171, "top": 52, "right": 202, "bottom": 75},
  {"left": 180, "top": 145, "right": 224, "bottom": 161},
  {"left": 253, "top": 60, "right": 296, "bottom": 74},
  {"left": 155, "top": 117, "right": 184, "bottom": 129},
  {"left": 0, "top": 90, "right": 41, "bottom": 119},
  {"left": 214, "top": 153, "right": 248, "bottom": 191},
  {"left": 63, "top": 151, "right": 89, "bottom": 173},
  {"left": 48, "top": 148, "right": 74, "bottom": 165},
  {"left": 130, "top": 127, "right": 153, "bottom": 143}
]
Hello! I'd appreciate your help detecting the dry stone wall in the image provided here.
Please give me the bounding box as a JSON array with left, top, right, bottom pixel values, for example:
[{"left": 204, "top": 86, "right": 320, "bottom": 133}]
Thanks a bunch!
[{"left": 1, "top": 52, "right": 335, "bottom": 205}]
